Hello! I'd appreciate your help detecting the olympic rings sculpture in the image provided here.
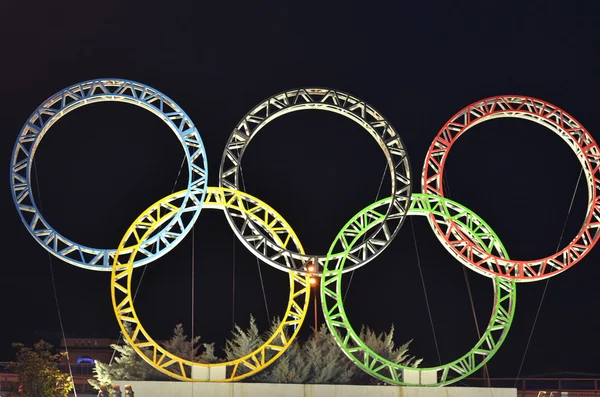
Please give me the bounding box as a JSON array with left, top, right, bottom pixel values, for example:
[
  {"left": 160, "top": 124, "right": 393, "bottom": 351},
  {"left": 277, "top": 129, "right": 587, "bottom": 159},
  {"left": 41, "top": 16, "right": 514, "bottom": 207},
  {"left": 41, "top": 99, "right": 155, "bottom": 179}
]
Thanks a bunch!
[
  {"left": 219, "top": 88, "right": 412, "bottom": 275},
  {"left": 112, "top": 187, "right": 311, "bottom": 381},
  {"left": 10, "top": 79, "right": 208, "bottom": 270},
  {"left": 321, "top": 194, "right": 516, "bottom": 386},
  {"left": 422, "top": 96, "right": 600, "bottom": 281},
  {"left": 10, "top": 80, "right": 597, "bottom": 387}
]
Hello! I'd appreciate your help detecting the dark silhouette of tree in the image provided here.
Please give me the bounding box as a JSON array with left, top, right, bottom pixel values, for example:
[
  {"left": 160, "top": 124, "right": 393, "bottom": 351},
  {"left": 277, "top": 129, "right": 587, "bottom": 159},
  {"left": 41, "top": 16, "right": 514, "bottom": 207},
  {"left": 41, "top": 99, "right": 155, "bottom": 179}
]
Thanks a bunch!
[{"left": 8, "top": 340, "right": 73, "bottom": 397}]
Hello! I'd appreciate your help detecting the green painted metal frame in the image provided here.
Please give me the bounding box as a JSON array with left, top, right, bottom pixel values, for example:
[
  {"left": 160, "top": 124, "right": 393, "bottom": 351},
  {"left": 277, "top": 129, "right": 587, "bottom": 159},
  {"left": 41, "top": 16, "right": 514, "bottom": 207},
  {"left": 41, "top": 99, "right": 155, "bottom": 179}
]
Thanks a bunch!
[{"left": 321, "top": 193, "right": 517, "bottom": 386}]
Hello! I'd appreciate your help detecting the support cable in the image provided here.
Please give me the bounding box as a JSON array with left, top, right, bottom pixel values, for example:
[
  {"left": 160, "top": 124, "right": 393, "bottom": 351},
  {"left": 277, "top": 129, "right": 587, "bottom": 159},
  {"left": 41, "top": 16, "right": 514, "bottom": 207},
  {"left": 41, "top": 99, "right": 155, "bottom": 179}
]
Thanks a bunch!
[
  {"left": 192, "top": 228, "right": 195, "bottom": 397},
  {"left": 191, "top": 227, "right": 195, "bottom": 358},
  {"left": 340, "top": 162, "right": 443, "bottom": 365},
  {"left": 239, "top": 165, "right": 271, "bottom": 322},
  {"left": 462, "top": 267, "right": 491, "bottom": 385},
  {"left": 343, "top": 164, "right": 388, "bottom": 303},
  {"left": 232, "top": 234, "right": 236, "bottom": 329},
  {"left": 410, "top": 216, "right": 443, "bottom": 366},
  {"left": 443, "top": 173, "right": 491, "bottom": 385},
  {"left": 513, "top": 168, "right": 583, "bottom": 387},
  {"left": 32, "top": 164, "right": 77, "bottom": 396},
  {"left": 111, "top": 155, "right": 188, "bottom": 365}
]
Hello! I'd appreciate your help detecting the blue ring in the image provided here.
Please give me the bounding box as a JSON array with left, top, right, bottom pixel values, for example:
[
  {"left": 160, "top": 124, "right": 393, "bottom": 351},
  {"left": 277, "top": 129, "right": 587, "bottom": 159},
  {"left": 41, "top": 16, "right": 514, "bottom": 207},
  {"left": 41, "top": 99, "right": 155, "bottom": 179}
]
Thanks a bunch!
[{"left": 9, "top": 79, "right": 208, "bottom": 270}]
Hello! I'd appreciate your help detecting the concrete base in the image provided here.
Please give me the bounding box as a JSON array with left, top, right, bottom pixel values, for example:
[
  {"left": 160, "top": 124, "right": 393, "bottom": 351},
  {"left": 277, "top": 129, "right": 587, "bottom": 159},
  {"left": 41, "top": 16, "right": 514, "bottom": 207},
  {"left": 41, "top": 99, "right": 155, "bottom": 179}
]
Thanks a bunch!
[{"left": 113, "top": 381, "right": 517, "bottom": 397}]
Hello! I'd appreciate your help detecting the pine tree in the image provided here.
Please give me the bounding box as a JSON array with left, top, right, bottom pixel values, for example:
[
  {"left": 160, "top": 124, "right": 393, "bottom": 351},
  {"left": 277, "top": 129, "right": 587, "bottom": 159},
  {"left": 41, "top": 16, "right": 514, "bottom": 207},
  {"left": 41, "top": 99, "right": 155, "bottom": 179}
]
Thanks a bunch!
[
  {"left": 162, "top": 324, "right": 200, "bottom": 361},
  {"left": 222, "top": 315, "right": 263, "bottom": 376},
  {"left": 88, "top": 319, "right": 422, "bottom": 387},
  {"left": 360, "top": 325, "right": 422, "bottom": 367},
  {"left": 197, "top": 342, "right": 221, "bottom": 364},
  {"left": 253, "top": 324, "right": 355, "bottom": 384},
  {"left": 353, "top": 325, "right": 423, "bottom": 384},
  {"left": 161, "top": 323, "right": 221, "bottom": 364},
  {"left": 89, "top": 324, "right": 186, "bottom": 392},
  {"left": 250, "top": 318, "right": 310, "bottom": 383},
  {"left": 88, "top": 340, "right": 169, "bottom": 393},
  {"left": 224, "top": 315, "right": 262, "bottom": 360},
  {"left": 304, "top": 324, "right": 356, "bottom": 384},
  {"left": 253, "top": 338, "right": 310, "bottom": 383},
  {"left": 251, "top": 323, "right": 422, "bottom": 384}
]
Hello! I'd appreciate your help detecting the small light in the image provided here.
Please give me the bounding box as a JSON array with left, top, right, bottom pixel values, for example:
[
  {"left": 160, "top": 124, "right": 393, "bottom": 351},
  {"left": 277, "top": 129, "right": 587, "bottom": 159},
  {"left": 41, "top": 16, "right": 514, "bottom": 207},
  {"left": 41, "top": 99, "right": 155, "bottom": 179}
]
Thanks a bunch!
[
  {"left": 310, "top": 277, "right": 317, "bottom": 285},
  {"left": 307, "top": 264, "right": 315, "bottom": 272}
]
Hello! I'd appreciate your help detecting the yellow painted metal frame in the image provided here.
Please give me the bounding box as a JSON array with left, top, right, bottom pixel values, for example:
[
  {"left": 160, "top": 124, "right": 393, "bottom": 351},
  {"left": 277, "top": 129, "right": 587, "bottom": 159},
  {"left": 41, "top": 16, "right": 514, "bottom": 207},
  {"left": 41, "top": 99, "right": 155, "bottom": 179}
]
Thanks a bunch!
[{"left": 111, "top": 187, "right": 310, "bottom": 381}]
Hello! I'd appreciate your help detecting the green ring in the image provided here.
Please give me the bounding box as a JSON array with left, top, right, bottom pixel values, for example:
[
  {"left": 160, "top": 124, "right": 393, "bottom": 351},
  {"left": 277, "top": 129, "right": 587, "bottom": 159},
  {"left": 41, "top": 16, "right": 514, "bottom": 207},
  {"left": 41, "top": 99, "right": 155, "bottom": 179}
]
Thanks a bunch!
[{"left": 320, "top": 193, "right": 517, "bottom": 386}]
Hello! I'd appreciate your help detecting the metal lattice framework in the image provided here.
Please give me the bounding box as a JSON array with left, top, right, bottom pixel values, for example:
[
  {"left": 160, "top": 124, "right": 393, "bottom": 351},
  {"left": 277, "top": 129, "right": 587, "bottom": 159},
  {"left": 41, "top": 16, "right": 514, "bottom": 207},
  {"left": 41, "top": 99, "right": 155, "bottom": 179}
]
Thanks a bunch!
[
  {"left": 111, "top": 187, "right": 311, "bottom": 381},
  {"left": 422, "top": 95, "right": 600, "bottom": 281},
  {"left": 321, "top": 194, "right": 516, "bottom": 386},
  {"left": 9, "top": 78, "right": 208, "bottom": 270},
  {"left": 219, "top": 88, "right": 412, "bottom": 275},
  {"left": 14, "top": 81, "right": 598, "bottom": 386}
]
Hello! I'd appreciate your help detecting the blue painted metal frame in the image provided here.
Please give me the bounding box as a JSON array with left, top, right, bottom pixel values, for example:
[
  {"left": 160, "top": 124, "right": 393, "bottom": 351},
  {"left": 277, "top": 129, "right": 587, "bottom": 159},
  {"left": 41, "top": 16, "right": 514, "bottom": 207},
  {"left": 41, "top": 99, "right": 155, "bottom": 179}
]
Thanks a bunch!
[{"left": 10, "top": 79, "right": 208, "bottom": 270}]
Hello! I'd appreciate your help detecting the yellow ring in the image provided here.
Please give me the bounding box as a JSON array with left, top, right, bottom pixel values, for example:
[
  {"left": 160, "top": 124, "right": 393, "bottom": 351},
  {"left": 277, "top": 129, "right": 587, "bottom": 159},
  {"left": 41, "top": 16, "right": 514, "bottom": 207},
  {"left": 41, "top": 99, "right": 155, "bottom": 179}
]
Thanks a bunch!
[{"left": 111, "top": 187, "right": 311, "bottom": 381}]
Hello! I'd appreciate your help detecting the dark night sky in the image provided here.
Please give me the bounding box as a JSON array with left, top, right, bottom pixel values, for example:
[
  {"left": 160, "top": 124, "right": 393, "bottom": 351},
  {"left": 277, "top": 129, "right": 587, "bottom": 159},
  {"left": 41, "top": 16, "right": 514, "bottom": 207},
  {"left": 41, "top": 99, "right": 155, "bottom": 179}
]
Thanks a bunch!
[{"left": 1, "top": 0, "right": 599, "bottom": 383}]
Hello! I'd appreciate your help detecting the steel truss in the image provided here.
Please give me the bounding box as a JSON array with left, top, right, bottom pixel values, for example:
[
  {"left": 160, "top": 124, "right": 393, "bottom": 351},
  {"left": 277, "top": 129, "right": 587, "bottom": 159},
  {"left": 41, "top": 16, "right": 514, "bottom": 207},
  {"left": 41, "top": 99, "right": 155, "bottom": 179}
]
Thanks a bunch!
[
  {"left": 422, "top": 95, "right": 600, "bottom": 281},
  {"left": 219, "top": 88, "right": 412, "bottom": 275},
  {"left": 10, "top": 79, "right": 208, "bottom": 270},
  {"left": 320, "top": 194, "right": 516, "bottom": 386},
  {"left": 16, "top": 81, "right": 597, "bottom": 386},
  {"left": 111, "top": 187, "right": 310, "bottom": 381}
]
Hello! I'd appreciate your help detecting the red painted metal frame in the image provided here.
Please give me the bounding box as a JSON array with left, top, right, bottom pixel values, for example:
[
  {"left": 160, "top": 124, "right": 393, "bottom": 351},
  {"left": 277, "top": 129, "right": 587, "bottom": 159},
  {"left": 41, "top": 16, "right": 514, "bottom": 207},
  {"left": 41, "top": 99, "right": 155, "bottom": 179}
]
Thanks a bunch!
[{"left": 422, "top": 95, "right": 600, "bottom": 281}]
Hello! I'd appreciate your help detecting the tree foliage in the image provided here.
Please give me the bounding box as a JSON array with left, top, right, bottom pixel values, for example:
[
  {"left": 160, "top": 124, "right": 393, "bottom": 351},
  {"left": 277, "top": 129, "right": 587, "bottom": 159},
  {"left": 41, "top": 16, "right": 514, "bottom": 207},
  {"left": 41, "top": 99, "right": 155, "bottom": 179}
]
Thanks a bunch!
[
  {"left": 8, "top": 340, "right": 73, "bottom": 397},
  {"left": 89, "top": 324, "right": 168, "bottom": 392},
  {"left": 89, "top": 323, "right": 218, "bottom": 392},
  {"left": 240, "top": 321, "right": 421, "bottom": 384},
  {"left": 352, "top": 324, "right": 423, "bottom": 384},
  {"left": 163, "top": 323, "right": 220, "bottom": 364},
  {"left": 359, "top": 324, "right": 422, "bottom": 367},
  {"left": 224, "top": 315, "right": 262, "bottom": 360},
  {"left": 89, "top": 317, "right": 421, "bottom": 388},
  {"left": 88, "top": 339, "right": 169, "bottom": 387}
]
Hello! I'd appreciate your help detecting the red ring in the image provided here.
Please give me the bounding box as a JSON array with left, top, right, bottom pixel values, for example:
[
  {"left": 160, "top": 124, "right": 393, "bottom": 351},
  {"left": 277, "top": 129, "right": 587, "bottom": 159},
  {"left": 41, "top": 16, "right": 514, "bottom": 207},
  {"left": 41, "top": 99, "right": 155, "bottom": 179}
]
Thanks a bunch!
[{"left": 422, "top": 95, "right": 600, "bottom": 281}]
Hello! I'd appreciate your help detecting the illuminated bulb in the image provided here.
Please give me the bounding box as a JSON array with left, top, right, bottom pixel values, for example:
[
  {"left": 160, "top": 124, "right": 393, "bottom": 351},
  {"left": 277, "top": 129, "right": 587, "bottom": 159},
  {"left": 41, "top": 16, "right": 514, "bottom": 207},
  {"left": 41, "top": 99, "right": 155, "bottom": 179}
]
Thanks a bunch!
[
  {"left": 307, "top": 264, "right": 315, "bottom": 272},
  {"left": 310, "top": 277, "right": 317, "bottom": 285}
]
